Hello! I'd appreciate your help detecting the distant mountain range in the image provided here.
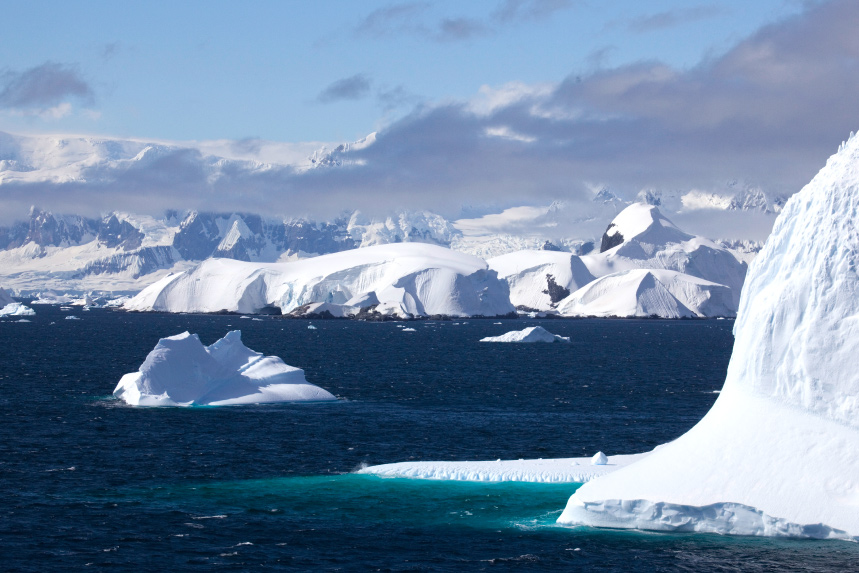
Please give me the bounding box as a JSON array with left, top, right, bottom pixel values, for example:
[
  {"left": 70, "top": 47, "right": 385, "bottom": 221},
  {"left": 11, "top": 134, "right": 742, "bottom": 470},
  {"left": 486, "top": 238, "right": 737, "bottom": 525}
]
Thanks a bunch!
[{"left": 0, "top": 131, "right": 786, "bottom": 296}]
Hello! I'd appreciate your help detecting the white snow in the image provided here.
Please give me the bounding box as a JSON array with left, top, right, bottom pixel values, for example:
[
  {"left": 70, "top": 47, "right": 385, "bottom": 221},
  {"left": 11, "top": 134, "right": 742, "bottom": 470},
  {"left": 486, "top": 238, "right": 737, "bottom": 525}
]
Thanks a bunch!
[
  {"left": 488, "top": 250, "right": 594, "bottom": 311},
  {"left": 581, "top": 203, "right": 747, "bottom": 311},
  {"left": 125, "top": 243, "right": 514, "bottom": 318},
  {"left": 113, "top": 330, "right": 337, "bottom": 406},
  {"left": 359, "top": 453, "right": 648, "bottom": 483},
  {"left": 591, "top": 452, "right": 608, "bottom": 466},
  {"left": 0, "top": 302, "right": 35, "bottom": 317},
  {"left": 558, "top": 133, "right": 859, "bottom": 540},
  {"left": 557, "top": 269, "right": 734, "bottom": 318},
  {"left": 480, "top": 326, "right": 570, "bottom": 343}
]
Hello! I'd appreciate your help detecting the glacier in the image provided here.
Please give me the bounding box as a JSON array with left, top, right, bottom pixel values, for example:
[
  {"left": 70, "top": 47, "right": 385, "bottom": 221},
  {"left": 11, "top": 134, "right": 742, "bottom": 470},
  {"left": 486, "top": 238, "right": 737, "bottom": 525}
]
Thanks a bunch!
[
  {"left": 124, "top": 243, "right": 515, "bottom": 318},
  {"left": 557, "top": 133, "right": 859, "bottom": 539},
  {"left": 113, "top": 330, "right": 336, "bottom": 406},
  {"left": 480, "top": 326, "right": 570, "bottom": 343}
]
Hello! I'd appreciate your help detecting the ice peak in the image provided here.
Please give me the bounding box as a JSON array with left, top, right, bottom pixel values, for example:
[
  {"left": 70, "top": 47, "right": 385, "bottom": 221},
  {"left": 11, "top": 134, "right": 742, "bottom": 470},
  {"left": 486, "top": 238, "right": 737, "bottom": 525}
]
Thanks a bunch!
[{"left": 599, "top": 203, "right": 691, "bottom": 253}]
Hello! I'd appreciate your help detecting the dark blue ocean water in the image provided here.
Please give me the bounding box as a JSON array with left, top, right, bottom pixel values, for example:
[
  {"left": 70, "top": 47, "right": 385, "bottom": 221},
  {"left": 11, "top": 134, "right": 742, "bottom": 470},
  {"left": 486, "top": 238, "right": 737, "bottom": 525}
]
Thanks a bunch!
[{"left": 1, "top": 307, "right": 857, "bottom": 571}]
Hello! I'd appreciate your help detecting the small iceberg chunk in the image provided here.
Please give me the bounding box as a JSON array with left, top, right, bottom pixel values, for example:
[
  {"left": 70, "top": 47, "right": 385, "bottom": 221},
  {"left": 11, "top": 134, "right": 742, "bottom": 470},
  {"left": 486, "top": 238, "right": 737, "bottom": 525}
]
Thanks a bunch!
[
  {"left": 0, "top": 302, "right": 35, "bottom": 317},
  {"left": 402, "top": 327, "right": 416, "bottom": 332},
  {"left": 65, "top": 315, "right": 80, "bottom": 320},
  {"left": 480, "top": 326, "right": 570, "bottom": 343},
  {"left": 591, "top": 451, "right": 608, "bottom": 465},
  {"left": 113, "top": 330, "right": 337, "bottom": 406},
  {"left": 307, "top": 325, "right": 317, "bottom": 330}
]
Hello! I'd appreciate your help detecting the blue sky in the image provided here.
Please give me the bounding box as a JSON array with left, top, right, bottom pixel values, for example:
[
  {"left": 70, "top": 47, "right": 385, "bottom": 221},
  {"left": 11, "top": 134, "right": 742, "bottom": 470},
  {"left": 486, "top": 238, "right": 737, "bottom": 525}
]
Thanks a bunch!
[
  {"left": 2, "top": 0, "right": 858, "bottom": 233},
  {"left": 1, "top": 0, "right": 805, "bottom": 142}
]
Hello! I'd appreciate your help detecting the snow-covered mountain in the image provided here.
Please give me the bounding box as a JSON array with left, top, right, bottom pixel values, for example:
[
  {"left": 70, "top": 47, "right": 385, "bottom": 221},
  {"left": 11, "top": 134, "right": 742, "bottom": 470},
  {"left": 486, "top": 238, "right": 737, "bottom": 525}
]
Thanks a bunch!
[
  {"left": 123, "top": 203, "right": 745, "bottom": 319},
  {"left": 0, "top": 207, "right": 462, "bottom": 295}
]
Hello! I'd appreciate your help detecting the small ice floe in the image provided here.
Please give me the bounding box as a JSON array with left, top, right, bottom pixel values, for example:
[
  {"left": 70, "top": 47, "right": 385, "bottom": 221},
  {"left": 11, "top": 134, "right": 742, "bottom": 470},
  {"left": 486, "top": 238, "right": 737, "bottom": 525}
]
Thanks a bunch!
[
  {"left": 591, "top": 452, "right": 608, "bottom": 466},
  {"left": 65, "top": 315, "right": 80, "bottom": 320},
  {"left": 402, "top": 327, "right": 416, "bottom": 332},
  {"left": 307, "top": 325, "right": 317, "bottom": 330},
  {"left": 480, "top": 326, "right": 570, "bottom": 343},
  {"left": 240, "top": 316, "right": 251, "bottom": 319},
  {"left": 16, "top": 319, "right": 31, "bottom": 323}
]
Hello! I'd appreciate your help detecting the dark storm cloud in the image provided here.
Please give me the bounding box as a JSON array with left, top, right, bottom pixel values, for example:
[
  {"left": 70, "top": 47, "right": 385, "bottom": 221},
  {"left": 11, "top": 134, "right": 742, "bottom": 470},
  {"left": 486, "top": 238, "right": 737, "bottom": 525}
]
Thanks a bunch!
[
  {"left": 5, "top": 0, "right": 859, "bottom": 232},
  {"left": 0, "top": 62, "right": 93, "bottom": 110},
  {"left": 317, "top": 74, "right": 372, "bottom": 103}
]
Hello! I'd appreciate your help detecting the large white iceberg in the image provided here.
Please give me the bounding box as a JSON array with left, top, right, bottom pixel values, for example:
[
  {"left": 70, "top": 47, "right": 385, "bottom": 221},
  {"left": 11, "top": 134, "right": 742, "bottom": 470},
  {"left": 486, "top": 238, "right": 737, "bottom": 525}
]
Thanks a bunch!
[
  {"left": 480, "top": 326, "right": 570, "bottom": 343},
  {"left": 558, "top": 134, "right": 859, "bottom": 539},
  {"left": 125, "top": 243, "right": 514, "bottom": 319},
  {"left": 0, "top": 302, "right": 35, "bottom": 317},
  {"left": 113, "top": 330, "right": 337, "bottom": 406}
]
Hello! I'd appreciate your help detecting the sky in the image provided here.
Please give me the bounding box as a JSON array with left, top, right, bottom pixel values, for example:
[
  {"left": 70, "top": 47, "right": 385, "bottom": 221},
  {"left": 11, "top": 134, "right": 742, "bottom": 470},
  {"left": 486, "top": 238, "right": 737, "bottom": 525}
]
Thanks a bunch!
[{"left": 2, "top": 0, "right": 858, "bottom": 236}]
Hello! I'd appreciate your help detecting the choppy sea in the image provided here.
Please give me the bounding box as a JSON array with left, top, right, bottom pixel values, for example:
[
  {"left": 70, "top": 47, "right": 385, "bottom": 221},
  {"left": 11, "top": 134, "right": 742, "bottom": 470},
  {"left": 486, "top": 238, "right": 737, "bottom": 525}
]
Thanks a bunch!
[{"left": 1, "top": 306, "right": 856, "bottom": 571}]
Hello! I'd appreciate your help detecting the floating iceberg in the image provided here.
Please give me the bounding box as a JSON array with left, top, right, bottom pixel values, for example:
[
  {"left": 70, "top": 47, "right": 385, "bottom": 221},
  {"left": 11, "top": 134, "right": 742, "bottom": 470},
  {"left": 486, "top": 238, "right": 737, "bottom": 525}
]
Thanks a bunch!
[
  {"left": 359, "top": 452, "right": 648, "bottom": 484},
  {"left": 113, "top": 330, "right": 337, "bottom": 406},
  {"left": 0, "top": 302, "right": 35, "bottom": 317},
  {"left": 480, "top": 326, "right": 570, "bottom": 343},
  {"left": 558, "top": 134, "right": 859, "bottom": 539}
]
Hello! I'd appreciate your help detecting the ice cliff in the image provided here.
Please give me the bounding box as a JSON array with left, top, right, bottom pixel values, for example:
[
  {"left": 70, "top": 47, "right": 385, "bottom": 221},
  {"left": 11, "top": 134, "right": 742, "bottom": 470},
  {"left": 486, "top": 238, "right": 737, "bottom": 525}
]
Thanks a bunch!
[
  {"left": 113, "top": 330, "right": 336, "bottom": 406},
  {"left": 558, "top": 133, "right": 859, "bottom": 539},
  {"left": 125, "top": 243, "right": 515, "bottom": 318}
]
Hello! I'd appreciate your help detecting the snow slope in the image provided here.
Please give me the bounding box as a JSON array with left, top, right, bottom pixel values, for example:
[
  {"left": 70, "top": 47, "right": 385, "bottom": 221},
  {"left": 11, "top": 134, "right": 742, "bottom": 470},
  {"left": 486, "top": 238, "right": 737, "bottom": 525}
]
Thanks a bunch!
[
  {"left": 113, "top": 330, "right": 336, "bottom": 406},
  {"left": 558, "top": 134, "right": 859, "bottom": 539},
  {"left": 557, "top": 269, "right": 735, "bottom": 318},
  {"left": 359, "top": 453, "right": 649, "bottom": 483},
  {"left": 488, "top": 250, "right": 594, "bottom": 311},
  {"left": 582, "top": 203, "right": 747, "bottom": 309},
  {"left": 480, "top": 326, "right": 570, "bottom": 343},
  {"left": 125, "top": 243, "right": 515, "bottom": 318}
]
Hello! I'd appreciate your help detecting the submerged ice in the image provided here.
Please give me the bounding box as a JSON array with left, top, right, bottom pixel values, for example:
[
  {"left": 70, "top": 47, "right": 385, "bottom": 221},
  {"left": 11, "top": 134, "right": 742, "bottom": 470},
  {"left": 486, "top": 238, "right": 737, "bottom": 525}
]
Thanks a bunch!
[
  {"left": 558, "top": 133, "right": 859, "bottom": 539},
  {"left": 113, "top": 330, "right": 337, "bottom": 406}
]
